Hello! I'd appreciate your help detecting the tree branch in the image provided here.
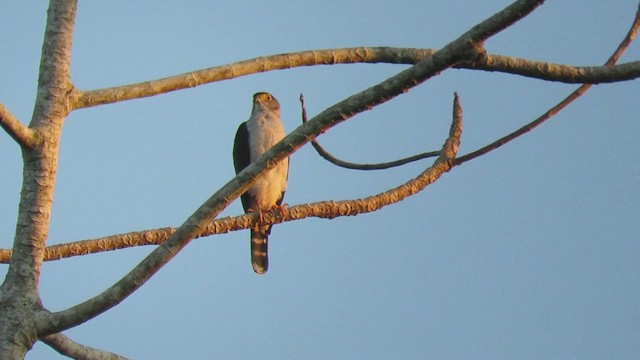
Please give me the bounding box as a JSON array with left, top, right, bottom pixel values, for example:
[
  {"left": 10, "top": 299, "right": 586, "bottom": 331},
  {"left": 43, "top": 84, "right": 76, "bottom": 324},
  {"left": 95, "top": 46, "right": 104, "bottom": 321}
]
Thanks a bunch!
[
  {"left": 37, "top": 0, "right": 541, "bottom": 335},
  {"left": 0, "top": 103, "right": 39, "bottom": 147},
  {"left": 300, "top": 93, "right": 440, "bottom": 170},
  {"left": 71, "top": 48, "right": 640, "bottom": 110},
  {"left": 72, "top": 47, "right": 436, "bottom": 109},
  {"left": 2, "top": 0, "right": 76, "bottom": 292},
  {"left": 72, "top": 48, "right": 640, "bottom": 110},
  {"left": 455, "top": 2, "right": 640, "bottom": 165},
  {"left": 0, "top": 94, "right": 461, "bottom": 263},
  {"left": 41, "top": 333, "right": 128, "bottom": 360},
  {"left": 463, "top": 56, "right": 640, "bottom": 84},
  {"left": 0, "top": 0, "right": 77, "bottom": 356}
]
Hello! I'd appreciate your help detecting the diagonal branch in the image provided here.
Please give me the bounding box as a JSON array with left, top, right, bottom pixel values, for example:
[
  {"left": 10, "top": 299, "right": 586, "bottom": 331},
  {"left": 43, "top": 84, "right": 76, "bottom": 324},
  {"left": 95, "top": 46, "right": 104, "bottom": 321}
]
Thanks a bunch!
[
  {"left": 300, "top": 94, "right": 440, "bottom": 170},
  {"left": 455, "top": 2, "right": 640, "bottom": 165},
  {"left": 0, "top": 103, "right": 39, "bottom": 147},
  {"left": 2, "top": 94, "right": 458, "bottom": 263},
  {"left": 0, "top": 110, "right": 439, "bottom": 264},
  {"left": 41, "top": 333, "right": 129, "bottom": 360},
  {"left": 37, "top": 0, "right": 543, "bottom": 336}
]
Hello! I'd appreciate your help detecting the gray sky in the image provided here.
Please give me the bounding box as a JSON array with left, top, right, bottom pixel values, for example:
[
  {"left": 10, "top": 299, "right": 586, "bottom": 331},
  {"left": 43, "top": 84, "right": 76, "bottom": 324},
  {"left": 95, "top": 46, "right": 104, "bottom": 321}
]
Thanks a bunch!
[{"left": 1, "top": 1, "right": 639, "bottom": 359}]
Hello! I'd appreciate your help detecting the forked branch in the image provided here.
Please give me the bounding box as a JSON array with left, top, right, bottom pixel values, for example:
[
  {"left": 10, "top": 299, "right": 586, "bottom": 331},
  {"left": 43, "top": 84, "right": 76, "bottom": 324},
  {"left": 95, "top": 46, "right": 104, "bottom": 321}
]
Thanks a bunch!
[
  {"left": 455, "top": 3, "right": 640, "bottom": 165},
  {"left": 0, "top": 103, "right": 39, "bottom": 148}
]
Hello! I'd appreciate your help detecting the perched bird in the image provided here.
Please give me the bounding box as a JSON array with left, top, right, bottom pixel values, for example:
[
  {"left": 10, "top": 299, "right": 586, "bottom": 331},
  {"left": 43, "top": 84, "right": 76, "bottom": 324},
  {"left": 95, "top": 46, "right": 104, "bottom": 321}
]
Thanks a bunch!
[{"left": 233, "top": 92, "right": 289, "bottom": 274}]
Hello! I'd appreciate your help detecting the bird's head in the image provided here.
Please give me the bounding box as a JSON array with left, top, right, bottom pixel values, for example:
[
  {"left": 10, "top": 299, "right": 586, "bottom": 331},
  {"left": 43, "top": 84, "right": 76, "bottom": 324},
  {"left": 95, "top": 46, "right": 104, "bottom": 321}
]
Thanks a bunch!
[{"left": 252, "top": 92, "right": 280, "bottom": 113}]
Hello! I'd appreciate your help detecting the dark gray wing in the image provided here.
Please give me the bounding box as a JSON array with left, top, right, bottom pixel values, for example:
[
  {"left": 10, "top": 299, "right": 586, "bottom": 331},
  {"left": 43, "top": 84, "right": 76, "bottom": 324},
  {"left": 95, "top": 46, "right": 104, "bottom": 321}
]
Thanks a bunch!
[{"left": 233, "top": 122, "right": 254, "bottom": 213}]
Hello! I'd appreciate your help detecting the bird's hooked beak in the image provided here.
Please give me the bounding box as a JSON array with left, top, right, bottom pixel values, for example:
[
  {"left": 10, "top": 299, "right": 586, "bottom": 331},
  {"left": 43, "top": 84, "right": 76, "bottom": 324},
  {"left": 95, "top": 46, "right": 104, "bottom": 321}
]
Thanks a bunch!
[{"left": 252, "top": 92, "right": 280, "bottom": 112}]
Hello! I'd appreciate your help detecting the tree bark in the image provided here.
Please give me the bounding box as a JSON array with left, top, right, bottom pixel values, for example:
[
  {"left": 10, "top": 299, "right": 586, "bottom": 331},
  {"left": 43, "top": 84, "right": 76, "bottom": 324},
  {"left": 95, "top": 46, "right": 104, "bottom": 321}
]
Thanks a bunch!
[{"left": 0, "top": 0, "right": 76, "bottom": 357}]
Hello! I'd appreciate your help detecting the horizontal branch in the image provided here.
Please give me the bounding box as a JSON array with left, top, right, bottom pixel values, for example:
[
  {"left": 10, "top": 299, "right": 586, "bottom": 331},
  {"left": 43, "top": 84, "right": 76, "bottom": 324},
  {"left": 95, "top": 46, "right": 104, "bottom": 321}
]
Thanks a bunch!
[
  {"left": 71, "top": 48, "right": 640, "bottom": 110},
  {"left": 0, "top": 152, "right": 459, "bottom": 262},
  {"left": 464, "top": 56, "right": 640, "bottom": 84},
  {"left": 0, "top": 103, "right": 39, "bottom": 147},
  {"left": 72, "top": 47, "right": 436, "bottom": 109},
  {"left": 0, "top": 148, "right": 444, "bottom": 261},
  {"left": 41, "top": 333, "right": 129, "bottom": 360}
]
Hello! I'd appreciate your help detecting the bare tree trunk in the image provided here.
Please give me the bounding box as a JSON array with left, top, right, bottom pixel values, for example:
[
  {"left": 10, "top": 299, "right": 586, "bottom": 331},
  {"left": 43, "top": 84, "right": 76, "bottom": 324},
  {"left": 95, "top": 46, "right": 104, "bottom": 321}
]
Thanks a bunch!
[{"left": 0, "top": 0, "right": 76, "bottom": 357}]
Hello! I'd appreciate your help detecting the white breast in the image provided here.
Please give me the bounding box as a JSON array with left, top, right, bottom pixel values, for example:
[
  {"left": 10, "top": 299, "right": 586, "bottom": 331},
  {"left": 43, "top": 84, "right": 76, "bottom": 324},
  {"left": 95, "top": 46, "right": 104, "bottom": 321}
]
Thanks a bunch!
[{"left": 246, "top": 111, "right": 288, "bottom": 209}]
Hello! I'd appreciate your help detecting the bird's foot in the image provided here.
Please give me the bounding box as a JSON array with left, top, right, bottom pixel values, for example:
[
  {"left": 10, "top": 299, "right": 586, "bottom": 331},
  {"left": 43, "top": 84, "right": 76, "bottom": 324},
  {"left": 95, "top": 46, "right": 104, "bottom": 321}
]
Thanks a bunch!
[
  {"left": 247, "top": 208, "right": 265, "bottom": 224},
  {"left": 274, "top": 204, "right": 287, "bottom": 218}
]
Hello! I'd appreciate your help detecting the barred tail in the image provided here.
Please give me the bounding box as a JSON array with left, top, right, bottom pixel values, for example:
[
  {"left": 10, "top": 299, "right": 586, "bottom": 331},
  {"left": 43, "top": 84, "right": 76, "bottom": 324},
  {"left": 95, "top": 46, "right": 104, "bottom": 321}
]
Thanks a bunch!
[{"left": 250, "top": 229, "right": 269, "bottom": 274}]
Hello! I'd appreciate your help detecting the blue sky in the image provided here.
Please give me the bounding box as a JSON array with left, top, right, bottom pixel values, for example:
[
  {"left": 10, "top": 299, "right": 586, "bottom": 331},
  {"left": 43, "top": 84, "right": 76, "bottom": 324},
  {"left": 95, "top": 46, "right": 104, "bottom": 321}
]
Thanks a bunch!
[{"left": 1, "top": 1, "right": 639, "bottom": 359}]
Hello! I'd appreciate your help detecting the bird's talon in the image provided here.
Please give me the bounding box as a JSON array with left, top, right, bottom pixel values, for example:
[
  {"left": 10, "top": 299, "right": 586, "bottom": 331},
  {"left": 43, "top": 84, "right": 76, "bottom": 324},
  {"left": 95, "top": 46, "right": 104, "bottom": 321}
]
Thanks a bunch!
[
  {"left": 274, "top": 204, "right": 287, "bottom": 217},
  {"left": 247, "top": 208, "right": 265, "bottom": 224}
]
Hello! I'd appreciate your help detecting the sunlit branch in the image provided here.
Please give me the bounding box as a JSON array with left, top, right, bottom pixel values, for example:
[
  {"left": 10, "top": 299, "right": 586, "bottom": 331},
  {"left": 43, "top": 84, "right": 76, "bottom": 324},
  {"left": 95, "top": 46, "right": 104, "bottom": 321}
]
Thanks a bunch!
[
  {"left": 73, "top": 47, "right": 437, "bottom": 109},
  {"left": 463, "top": 56, "right": 640, "bottom": 84},
  {"left": 0, "top": 95, "right": 460, "bottom": 263},
  {"left": 0, "top": 0, "right": 77, "bottom": 356},
  {"left": 0, "top": 103, "right": 39, "bottom": 147},
  {"left": 455, "top": 3, "right": 640, "bottom": 165},
  {"left": 1, "top": 0, "right": 76, "bottom": 302},
  {"left": 72, "top": 52, "right": 640, "bottom": 110},
  {"left": 41, "top": 333, "right": 129, "bottom": 360}
]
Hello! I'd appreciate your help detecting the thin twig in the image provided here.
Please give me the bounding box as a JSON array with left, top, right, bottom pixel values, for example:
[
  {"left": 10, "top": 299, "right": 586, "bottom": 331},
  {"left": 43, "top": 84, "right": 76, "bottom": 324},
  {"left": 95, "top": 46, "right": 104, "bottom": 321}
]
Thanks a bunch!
[
  {"left": 454, "top": 4, "right": 640, "bottom": 166},
  {"left": 299, "top": 94, "right": 440, "bottom": 170}
]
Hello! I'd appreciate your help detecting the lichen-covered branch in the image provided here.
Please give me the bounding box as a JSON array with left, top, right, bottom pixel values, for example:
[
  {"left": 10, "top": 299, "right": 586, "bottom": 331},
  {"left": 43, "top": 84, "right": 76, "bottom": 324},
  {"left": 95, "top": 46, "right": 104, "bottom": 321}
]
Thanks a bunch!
[
  {"left": 41, "top": 333, "right": 129, "bottom": 360},
  {"left": 0, "top": 103, "right": 39, "bottom": 147}
]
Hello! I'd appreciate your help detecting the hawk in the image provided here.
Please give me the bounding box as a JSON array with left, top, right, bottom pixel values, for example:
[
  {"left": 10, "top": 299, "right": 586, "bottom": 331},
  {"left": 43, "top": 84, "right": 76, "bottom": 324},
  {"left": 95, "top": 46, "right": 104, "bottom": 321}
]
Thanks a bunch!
[{"left": 233, "top": 92, "right": 289, "bottom": 274}]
